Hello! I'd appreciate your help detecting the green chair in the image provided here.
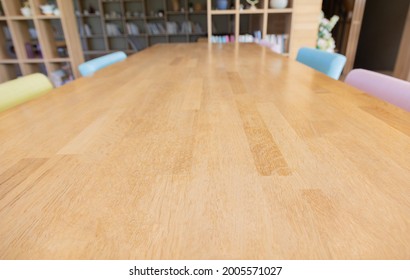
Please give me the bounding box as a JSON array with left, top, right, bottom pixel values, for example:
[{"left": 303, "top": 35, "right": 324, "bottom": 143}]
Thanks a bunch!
[{"left": 0, "top": 73, "right": 53, "bottom": 113}]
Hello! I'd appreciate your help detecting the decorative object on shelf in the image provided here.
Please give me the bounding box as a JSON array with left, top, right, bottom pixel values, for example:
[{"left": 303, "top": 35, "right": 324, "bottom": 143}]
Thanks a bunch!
[
  {"left": 53, "top": 8, "right": 60, "bottom": 16},
  {"left": 39, "top": 3, "right": 56, "bottom": 15},
  {"left": 216, "top": 0, "right": 229, "bottom": 10},
  {"left": 157, "top": 10, "right": 164, "bottom": 17},
  {"left": 88, "top": 5, "right": 96, "bottom": 14},
  {"left": 246, "top": 0, "right": 259, "bottom": 10},
  {"left": 50, "top": 64, "right": 74, "bottom": 87},
  {"left": 317, "top": 11, "right": 339, "bottom": 53},
  {"left": 194, "top": 2, "right": 202, "bottom": 11},
  {"left": 20, "top": 1, "right": 32, "bottom": 17},
  {"left": 172, "top": 0, "right": 180, "bottom": 12},
  {"left": 188, "top": 2, "right": 194, "bottom": 12},
  {"left": 270, "top": 0, "right": 288, "bottom": 9}
]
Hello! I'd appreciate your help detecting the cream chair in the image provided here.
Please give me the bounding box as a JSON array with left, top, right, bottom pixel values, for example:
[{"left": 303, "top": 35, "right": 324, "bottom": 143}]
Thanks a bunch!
[{"left": 0, "top": 73, "right": 53, "bottom": 113}]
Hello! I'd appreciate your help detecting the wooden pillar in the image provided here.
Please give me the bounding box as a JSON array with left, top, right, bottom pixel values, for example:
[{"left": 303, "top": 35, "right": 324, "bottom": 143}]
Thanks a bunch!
[{"left": 394, "top": 4, "right": 410, "bottom": 81}]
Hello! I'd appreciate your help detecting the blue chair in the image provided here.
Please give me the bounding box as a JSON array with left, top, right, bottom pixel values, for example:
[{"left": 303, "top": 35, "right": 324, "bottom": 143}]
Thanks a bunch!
[
  {"left": 296, "top": 47, "right": 347, "bottom": 80},
  {"left": 78, "top": 51, "right": 127, "bottom": 77}
]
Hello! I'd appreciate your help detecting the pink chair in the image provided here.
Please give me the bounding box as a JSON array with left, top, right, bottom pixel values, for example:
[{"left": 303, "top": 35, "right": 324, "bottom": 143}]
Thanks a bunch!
[{"left": 345, "top": 69, "right": 410, "bottom": 112}]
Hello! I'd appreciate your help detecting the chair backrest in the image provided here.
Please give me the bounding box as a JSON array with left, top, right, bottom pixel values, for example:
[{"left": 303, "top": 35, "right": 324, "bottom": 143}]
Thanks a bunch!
[
  {"left": 0, "top": 73, "right": 53, "bottom": 113},
  {"left": 345, "top": 69, "right": 410, "bottom": 112},
  {"left": 78, "top": 51, "right": 127, "bottom": 77},
  {"left": 296, "top": 47, "right": 347, "bottom": 80}
]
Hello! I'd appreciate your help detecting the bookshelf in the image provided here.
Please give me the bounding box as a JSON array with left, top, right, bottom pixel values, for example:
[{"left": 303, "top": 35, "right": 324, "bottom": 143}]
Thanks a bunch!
[
  {"left": 207, "top": 0, "right": 323, "bottom": 58},
  {"left": 0, "top": 0, "right": 84, "bottom": 84},
  {"left": 74, "top": 0, "right": 208, "bottom": 60}
]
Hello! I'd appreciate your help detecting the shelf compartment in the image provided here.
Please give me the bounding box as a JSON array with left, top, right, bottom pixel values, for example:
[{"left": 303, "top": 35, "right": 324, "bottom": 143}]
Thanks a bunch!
[
  {"left": 266, "top": 13, "right": 292, "bottom": 54},
  {"left": 124, "top": 0, "right": 145, "bottom": 18},
  {"left": 74, "top": 0, "right": 101, "bottom": 16},
  {"left": 102, "top": 0, "right": 122, "bottom": 19},
  {"left": 36, "top": 18, "right": 68, "bottom": 59},
  {"left": 0, "top": 20, "right": 16, "bottom": 59},
  {"left": 211, "top": 14, "right": 235, "bottom": 36},
  {"left": 1, "top": 0, "right": 25, "bottom": 17},
  {"left": 21, "top": 62, "right": 48, "bottom": 76},
  {"left": 127, "top": 36, "right": 148, "bottom": 51},
  {"left": 107, "top": 37, "right": 128, "bottom": 51},
  {"left": 239, "top": 13, "right": 263, "bottom": 42},
  {"left": 125, "top": 20, "right": 146, "bottom": 35},
  {"left": 146, "top": 0, "right": 165, "bottom": 18},
  {"left": 189, "top": 13, "right": 207, "bottom": 34},
  {"left": 80, "top": 16, "right": 105, "bottom": 36},
  {"left": 7, "top": 20, "right": 41, "bottom": 60},
  {"left": 0, "top": 63, "right": 22, "bottom": 83},
  {"left": 267, "top": 13, "right": 292, "bottom": 35},
  {"left": 82, "top": 37, "right": 107, "bottom": 51}
]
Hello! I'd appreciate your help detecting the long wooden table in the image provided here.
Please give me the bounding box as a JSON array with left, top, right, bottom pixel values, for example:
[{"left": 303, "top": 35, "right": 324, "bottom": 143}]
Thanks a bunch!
[{"left": 1, "top": 44, "right": 409, "bottom": 259}]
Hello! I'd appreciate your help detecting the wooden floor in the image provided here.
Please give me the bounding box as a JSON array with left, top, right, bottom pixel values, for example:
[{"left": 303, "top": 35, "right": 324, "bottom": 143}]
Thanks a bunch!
[{"left": 0, "top": 44, "right": 409, "bottom": 259}]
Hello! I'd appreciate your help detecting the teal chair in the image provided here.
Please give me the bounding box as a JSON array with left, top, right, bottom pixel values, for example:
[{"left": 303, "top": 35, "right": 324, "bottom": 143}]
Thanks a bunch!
[
  {"left": 0, "top": 73, "right": 53, "bottom": 113},
  {"left": 78, "top": 51, "right": 127, "bottom": 77},
  {"left": 296, "top": 47, "right": 347, "bottom": 80}
]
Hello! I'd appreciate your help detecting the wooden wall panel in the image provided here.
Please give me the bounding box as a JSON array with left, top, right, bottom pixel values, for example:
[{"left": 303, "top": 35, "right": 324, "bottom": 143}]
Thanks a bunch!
[{"left": 290, "top": 0, "right": 323, "bottom": 59}]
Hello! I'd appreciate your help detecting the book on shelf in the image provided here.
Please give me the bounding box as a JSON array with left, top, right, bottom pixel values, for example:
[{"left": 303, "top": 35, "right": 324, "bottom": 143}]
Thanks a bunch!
[
  {"left": 2, "top": 26, "right": 11, "bottom": 40},
  {"left": 211, "top": 35, "right": 235, "bottom": 43},
  {"left": 262, "top": 34, "right": 289, "bottom": 54},
  {"left": 106, "top": 23, "right": 122, "bottom": 36},
  {"left": 126, "top": 23, "right": 140, "bottom": 35},
  {"left": 25, "top": 43, "right": 35, "bottom": 58}
]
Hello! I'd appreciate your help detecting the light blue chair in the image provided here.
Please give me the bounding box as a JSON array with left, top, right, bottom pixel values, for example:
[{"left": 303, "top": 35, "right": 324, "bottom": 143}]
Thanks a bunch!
[
  {"left": 296, "top": 47, "right": 347, "bottom": 80},
  {"left": 78, "top": 51, "right": 127, "bottom": 77}
]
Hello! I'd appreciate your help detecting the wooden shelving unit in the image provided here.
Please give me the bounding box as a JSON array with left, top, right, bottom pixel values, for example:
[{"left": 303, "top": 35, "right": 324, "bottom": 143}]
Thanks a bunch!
[
  {"left": 0, "top": 0, "right": 84, "bottom": 84},
  {"left": 74, "top": 0, "right": 208, "bottom": 60},
  {"left": 207, "top": 0, "right": 322, "bottom": 58}
]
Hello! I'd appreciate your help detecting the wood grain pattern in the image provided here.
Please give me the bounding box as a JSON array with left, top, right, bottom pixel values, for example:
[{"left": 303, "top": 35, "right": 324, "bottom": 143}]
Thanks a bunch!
[{"left": 0, "top": 43, "right": 410, "bottom": 260}]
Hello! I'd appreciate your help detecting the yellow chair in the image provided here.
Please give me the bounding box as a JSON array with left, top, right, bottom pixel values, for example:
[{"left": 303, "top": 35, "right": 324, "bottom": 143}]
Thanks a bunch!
[{"left": 0, "top": 73, "right": 53, "bottom": 113}]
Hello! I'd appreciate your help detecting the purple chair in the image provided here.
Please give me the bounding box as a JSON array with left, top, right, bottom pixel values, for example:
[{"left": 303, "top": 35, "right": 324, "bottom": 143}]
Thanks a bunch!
[{"left": 345, "top": 69, "right": 410, "bottom": 112}]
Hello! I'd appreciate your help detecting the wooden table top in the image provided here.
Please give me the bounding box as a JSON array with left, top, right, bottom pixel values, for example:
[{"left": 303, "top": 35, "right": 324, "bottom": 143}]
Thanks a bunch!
[{"left": 1, "top": 44, "right": 409, "bottom": 260}]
